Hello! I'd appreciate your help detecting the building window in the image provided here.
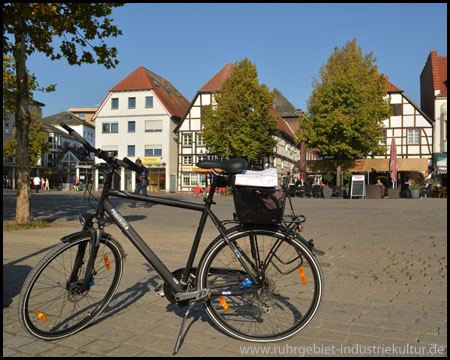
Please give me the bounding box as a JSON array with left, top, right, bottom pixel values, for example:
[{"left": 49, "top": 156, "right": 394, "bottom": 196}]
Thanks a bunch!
[
  {"left": 407, "top": 129, "right": 420, "bottom": 145},
  {"left": 111, "top": 98, "right": 119, "bottom": 110},
  {"left": 102, "top": 122, "right": 118, "bottom": 133},
  {"left": 145, "top": 96, "right": 154, "bottom": 108},
  {"left": 128, "top": 121, "right": 135, "bottom": 133},
  {"left": 182, "top": 173, "right": 198, "bottom": 187},
  {"left": 79, "top": 113, "right": 86, "bottom": 119},
  {"left": 391, "top": 104, "right": 403, "bottom": 116},
  {"left": 197, "top": 155, "right": 207, "bottom": 163},
  {"left": 102, "top": 145, "right": 118, "bottom": 157},
  {"left": 197, "top": 133, "right": 205, "bottom": 146},
  {"left": 128, "top": 97, "right": 136, "bottom": 109},
  {"left": 183, "top": 156, "right": 193, "bottom": 165},
  {"left": 182, "top": 133, "right": 192, "bottom": 147},
  {"left": 128, "top": 145, "right": 135, "bottom": 157},
  {"left": 145, "top": 145, "right": 162, "bottom": 157},
  {"left": 145, "top": 120, "right": 162, "bottom": 132}
]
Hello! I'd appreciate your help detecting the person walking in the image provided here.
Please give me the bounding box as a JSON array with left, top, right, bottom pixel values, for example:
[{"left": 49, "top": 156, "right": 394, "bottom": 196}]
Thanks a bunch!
[
  {"left": 33, "top": 175, "right": 41, "bottom": 193},
  {"left": 71, "top": 176, "right": 76, "bottom": 191},
  {"left": 75, "top": 176, "right": 80, "bottom": 191},
  {"left": 45, "top": 178, "right": 50, "bottom": 190},
  {"left": 40, "top": 177, "right": 45, "bottom": 190},
  {"left": 130, "top": 159, "right": 150, "bottom": 208}
]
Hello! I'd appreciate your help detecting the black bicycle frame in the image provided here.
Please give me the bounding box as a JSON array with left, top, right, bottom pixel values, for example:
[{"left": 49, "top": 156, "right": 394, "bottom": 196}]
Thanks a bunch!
[{"left": 94, "top": 171, "right": 257, "bottom": 295}]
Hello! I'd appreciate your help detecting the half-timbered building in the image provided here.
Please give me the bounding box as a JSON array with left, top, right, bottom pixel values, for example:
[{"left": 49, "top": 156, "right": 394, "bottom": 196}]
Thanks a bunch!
[{"left": 175, "top": 63, "right": 300, "bottom": 192}]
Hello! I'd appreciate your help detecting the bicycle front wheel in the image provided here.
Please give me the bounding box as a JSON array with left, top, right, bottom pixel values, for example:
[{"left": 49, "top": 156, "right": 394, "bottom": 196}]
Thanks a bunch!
[
  {"left": 18, "top": 235, "right": 124, "bottom": 340},
  {"left": 198, "top": 229, "right": 323, "bottom": 342}
]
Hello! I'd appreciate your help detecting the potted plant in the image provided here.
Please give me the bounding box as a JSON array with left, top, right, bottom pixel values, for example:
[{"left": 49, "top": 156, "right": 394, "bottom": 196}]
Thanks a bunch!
[
  {"left": 409, "top": 184, "right": 421, "bottom": 199},
  {"left": 322, "top": 172, "right": 334, "bottom": 199}
]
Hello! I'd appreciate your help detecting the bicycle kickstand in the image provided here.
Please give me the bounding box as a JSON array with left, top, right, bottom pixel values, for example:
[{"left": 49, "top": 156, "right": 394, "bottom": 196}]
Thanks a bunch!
[{"left": 172, "top": 299, "right": 196, "bottom": 355}]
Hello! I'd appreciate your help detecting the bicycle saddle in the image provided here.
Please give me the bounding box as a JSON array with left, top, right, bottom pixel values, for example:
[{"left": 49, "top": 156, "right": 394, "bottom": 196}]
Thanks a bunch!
[{"left": 196, "top": 158, "right": 247, "bottom": 175}]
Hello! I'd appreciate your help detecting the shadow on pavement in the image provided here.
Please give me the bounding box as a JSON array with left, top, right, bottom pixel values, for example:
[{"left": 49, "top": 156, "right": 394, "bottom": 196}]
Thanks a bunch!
[
  {"left": 2, "top": 192, "right": 135, "bottom": 222},
  {"left": 2, "top": 244, "right": 56, "bottom": 308}
]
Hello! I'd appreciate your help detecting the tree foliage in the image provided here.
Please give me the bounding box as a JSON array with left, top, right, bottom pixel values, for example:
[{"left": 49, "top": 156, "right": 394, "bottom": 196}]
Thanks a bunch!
[
  {"left": 3, "top": 3, "right": 124, "bottom": 68},
  {"left": 3, "top": 55, "right": 56, "bottom": 119},
  {"left": 3, "top": 107, "right": 50, "bottom": 168},
  {"left": 297, "top": 39, "right": 391, "bottom": 178},
  {"left": 3, "top": 2, "right": 123, "bottom": 223},
  {"left": 201, "top": 58, "right": 279, "bottom": 161}
]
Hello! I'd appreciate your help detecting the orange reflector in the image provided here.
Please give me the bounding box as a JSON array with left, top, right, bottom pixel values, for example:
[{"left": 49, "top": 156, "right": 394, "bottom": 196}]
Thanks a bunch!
[
  {"left": 104, "top": 255, "right": 111, "bottom": 271},
  {"left": 298, "top": 266, "right": 307, "bottom": 286},
  {"left": 218, "top": 296, "right": 229, "bottom": 312},
  {"left": 36, "top": 310, "right": 48, "bottom": 323},
  {"left": 299, "top": 225, "right": 303, "bottom": 232}
]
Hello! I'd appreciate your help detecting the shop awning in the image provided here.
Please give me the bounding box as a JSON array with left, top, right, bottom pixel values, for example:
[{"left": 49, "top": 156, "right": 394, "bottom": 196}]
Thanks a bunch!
[{"left": 306, "top": 158, "right": 430, "bottom": 173}]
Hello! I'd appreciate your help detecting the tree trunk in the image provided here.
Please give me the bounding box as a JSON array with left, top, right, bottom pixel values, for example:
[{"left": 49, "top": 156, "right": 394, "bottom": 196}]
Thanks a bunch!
[
  {"left": 336, "top": 164, "right": 342, "bottom": 187},
  {"left": 13, "top": 8, "right": 32, "bottom": 223}
]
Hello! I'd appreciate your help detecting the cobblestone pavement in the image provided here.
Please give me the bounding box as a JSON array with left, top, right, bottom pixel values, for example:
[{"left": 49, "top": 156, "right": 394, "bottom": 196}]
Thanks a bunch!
[{"left": 3, "top": 191, "right": 447, "bottom": 357}]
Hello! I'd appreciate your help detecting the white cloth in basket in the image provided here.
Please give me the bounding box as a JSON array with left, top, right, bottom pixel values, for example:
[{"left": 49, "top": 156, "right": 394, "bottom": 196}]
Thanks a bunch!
[{"left": 234, "top": 168, "right": 278, "bottom": 187}]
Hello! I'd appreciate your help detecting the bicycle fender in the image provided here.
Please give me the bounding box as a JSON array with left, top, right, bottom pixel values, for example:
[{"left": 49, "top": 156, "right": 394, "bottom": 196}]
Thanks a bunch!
[{"left": 60, "top": 230, "right": 113, "bottom": 243}]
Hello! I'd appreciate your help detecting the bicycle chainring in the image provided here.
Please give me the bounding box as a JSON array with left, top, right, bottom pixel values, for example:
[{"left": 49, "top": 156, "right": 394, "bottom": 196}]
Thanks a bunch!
[{"left": 163, "top": 268, "right": 197, "bottom": 307}]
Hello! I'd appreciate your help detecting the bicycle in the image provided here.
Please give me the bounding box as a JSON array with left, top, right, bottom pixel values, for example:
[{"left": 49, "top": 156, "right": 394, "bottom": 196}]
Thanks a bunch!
[{"left": 18, "top": 122, "right": 325, "bottom": 355}]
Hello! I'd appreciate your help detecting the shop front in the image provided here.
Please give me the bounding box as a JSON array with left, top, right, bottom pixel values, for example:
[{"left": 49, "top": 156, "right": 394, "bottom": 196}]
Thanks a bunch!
[
  {"left": 141, "top": 157, "right": 166, "bottom": 192},
  {"left": 306, "top": 158, "right": 431, "bottom": 187},
  {"left": 433, "top": 153, "right": 447, "bottom": 186}
]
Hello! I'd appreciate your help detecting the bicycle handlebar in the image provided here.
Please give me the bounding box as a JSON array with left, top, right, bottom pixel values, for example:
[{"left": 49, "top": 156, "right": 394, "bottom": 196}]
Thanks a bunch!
[{"left": 60, "top": 122, "right": 143, "bottom": 173}]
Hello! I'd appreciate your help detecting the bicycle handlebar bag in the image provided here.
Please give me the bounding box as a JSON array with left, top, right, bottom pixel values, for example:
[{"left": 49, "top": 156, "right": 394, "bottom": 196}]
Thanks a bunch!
[{"left": 232, "top": 185, "right": 287, "bottom": 225}]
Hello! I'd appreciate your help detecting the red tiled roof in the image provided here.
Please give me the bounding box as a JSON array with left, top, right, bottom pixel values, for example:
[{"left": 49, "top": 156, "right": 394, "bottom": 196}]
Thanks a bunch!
[
  {"left": 426, "top": 51, "right": 447, "bottom": 96},
  {"left": 437, "top": 55, "right": 447, "bottom": 96},
  {"left": 199, "top": 63, "right": 234, "bottom": 91},
  {"left": 269, "top": 108, "right": 297, "bottom": 141},
  {"left": 110, "top": 66, "right": 190, "bottom": 119},
  {"left": 387, "top": 80, "right": 401, "bottom": 93}
]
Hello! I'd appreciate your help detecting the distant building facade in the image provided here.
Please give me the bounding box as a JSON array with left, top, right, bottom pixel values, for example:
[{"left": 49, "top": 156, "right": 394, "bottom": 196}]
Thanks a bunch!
[
  {"left": 175, "top": 63, "right": 300, "bottom": 192},
  {"left": 92, "top": 66, "right": 190, "bottom": 192},
  {"left": 68, "top": 108, "right": 98, "bottom": 126},
  {"left": 2, "top": 101, "right": 45, "bottom": 189},
  {"left": 420, "top": 50, "right": 447, "bottom": 185}
]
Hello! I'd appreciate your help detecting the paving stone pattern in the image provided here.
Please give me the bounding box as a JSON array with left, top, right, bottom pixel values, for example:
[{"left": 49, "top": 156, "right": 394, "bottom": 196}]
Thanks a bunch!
[{"left": 3, "top": 191, "right": 447, "bottom": 357}]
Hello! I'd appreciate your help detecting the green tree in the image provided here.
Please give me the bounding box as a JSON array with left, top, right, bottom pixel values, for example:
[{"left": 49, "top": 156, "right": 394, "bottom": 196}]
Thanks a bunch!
[
  {"left": 3, "top": 107, "right": 50, "bottom": 168},
  {"left": 3, "top": 3, "right": 123, "bottom": 223},
  {"left": 201, "top": 58, "right": 279, "bottom": 161},
  {"left": 297, "top": 39, "right": 391, "bottom": 186},
  {"left": 3, "top": 55, "right": 56, "bottom": 119}
]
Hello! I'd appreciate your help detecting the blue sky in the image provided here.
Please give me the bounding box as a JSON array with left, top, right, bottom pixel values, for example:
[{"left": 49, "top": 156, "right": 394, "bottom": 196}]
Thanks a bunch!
[{"left": 26, "top": 3, "right": 447, "bottom": 117}]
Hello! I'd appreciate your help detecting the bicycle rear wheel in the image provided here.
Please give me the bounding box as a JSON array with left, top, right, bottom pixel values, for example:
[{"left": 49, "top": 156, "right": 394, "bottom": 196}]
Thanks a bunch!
[
  {"left": 18, "top": 235, "right": 124, "bottom": 340},
  {"left": 198, "top": 229, "right": 323, "bottom": 342}
]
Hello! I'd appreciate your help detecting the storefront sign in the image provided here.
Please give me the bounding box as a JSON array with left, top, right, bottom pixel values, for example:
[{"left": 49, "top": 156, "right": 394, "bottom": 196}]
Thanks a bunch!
[
  {"left": 141, "top": 157, "right": 162, "bottom": 165},
  {"left": 351, "top": 175, "right": 365, "bottom": 199}
]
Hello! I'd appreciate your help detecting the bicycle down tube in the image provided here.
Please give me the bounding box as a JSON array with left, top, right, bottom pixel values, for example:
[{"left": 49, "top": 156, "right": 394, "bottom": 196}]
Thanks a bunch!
[{"left": 104, "top": 177, "right": 258, "bottom": 293}]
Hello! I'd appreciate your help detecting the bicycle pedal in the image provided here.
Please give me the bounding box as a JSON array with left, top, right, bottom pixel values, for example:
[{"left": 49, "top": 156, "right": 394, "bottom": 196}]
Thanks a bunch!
[{"left": 155, "top": 283, "right": 165, "bottom": 297}]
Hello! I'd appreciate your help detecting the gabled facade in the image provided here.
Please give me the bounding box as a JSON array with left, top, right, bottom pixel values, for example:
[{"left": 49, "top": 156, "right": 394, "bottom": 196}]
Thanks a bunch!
[
  {"left": 420, "top": 50, "right": 447, "bottom": 185},
  {"left": 92, "top": 66, "right": 189, "bottom": 192},
  {"left": 306, "top": 80, "right": 434, "bottom": 185},
  {"left": 174, "top": 63, "right": 300, "bottom": 192},
  {"left": 377, "top": 81, "right": 433, "bottom": 160}
]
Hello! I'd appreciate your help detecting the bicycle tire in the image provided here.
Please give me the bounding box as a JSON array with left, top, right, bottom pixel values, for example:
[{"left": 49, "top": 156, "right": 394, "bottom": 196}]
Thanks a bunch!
[
  {"left": 18, "top": 234, "right": 124, "bottom": 340},
  {"left": 197, "top": 228, "right": 323, "bottom": 342}
]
